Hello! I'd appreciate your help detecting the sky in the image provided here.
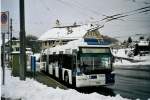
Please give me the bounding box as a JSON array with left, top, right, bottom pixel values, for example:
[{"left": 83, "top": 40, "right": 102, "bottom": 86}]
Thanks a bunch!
[{"left": 1, "top": 0, "right": 150, "bottom": 41}]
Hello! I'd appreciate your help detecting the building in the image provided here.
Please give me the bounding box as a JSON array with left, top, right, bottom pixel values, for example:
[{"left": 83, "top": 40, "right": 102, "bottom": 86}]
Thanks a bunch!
[
  {"left": 11, "top": 40, "right": 20, "bottom": 52},
  {"left": 134, "top": 40, "right": 150, "bottom": 55},
  {"left": 38, "top": 24, "right": 105, "bottom": 50}
]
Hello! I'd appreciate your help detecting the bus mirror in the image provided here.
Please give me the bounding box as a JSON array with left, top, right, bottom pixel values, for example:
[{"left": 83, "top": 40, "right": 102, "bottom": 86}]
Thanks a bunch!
[{"left": 112, "top": 56, "right": 115, "bottom": 63}]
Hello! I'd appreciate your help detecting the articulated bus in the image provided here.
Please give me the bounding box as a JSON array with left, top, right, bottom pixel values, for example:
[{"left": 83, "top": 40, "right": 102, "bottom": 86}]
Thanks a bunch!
[{"left": 40, "top": 39, "right": 115, "bottom": 87}]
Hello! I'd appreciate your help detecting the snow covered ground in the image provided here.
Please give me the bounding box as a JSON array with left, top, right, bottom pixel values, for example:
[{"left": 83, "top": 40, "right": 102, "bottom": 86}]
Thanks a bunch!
[
  {"left": 112, "top": 48, "right": 150, "bottom": 66},
  {"left": 1, "top": 68, "right": 130, "bottom": 100}
]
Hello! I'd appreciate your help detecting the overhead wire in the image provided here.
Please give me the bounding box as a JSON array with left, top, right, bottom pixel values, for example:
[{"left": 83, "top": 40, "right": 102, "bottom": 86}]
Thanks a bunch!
[
  {"left": 24, "top": 0, "right": 150, "bottom": 27},
  {"left": 89, "top": 5, "right": 150, "bottom": 27},
  {"left": 23, "top": 0, "right": 150, "bottom": 34},
  {"left": 101, "top": 5, "right": 150, "bottom": 21}
]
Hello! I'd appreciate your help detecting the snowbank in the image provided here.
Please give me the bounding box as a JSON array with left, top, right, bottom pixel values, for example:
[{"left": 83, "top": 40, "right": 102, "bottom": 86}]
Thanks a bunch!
[
  {"left": 114, "top": 58, "right": 150, "bottom": 66},
  {"left": 112, "top": 48, "right": 132, "bottom": 58},
  {"left": 1, "top": 68, "right": 129, "bottom": 100},
  {"left": 112, "top": 48, "right": 150, "bottom": 66}
]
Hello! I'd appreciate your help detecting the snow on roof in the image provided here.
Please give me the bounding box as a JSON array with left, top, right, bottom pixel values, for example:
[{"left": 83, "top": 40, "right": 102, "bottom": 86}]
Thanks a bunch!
[
  {"left": 44, "top": 39, "right": 110, "bottom": 54},
  {"left": 38, "top": 24, "right": 99, "bottom": 41},
  {"left": 43, "top": 39, "right": 85, "bottom": 54},
  {"left": 138, "top": 41, "right": 149, "bottom": 46}
]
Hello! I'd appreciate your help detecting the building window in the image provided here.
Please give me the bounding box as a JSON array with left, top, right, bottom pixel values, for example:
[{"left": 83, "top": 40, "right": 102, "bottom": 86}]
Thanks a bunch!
[
  {"left": 12, "top": 42, "right": 17, "bottom": 45},
  {"left": 45, "top": 41, "right": 47, "bottom": 46},
  {"left": 16, "top": 47, "right": 20, "bottom": 51},
  {"left": 51, "top": 41, "right": 55, "bottom": 45}
]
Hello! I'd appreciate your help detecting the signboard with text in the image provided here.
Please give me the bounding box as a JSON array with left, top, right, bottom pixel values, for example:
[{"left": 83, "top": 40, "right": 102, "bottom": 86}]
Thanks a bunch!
[{"left": 1, "top": 11, "right": 9, "bottom": 33}]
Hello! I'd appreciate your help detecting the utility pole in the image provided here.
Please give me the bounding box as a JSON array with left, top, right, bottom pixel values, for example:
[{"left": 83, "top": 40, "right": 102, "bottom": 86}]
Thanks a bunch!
[
  {"left": 10, "top": 18, "right": 13, "bottom": 68},
  {"left": 1, "top": 33, "right": 5, "bottom": 85},
  {"left": 7, "top": 30, "right": 10, "bottom": 68},
  {"left": 19, "top": 0, "right": 26, "bottom": 80}
]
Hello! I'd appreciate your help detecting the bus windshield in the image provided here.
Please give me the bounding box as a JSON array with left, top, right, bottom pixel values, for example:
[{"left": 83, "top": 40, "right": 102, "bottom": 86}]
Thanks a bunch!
[{"left": 80, "top": 54, "right": 112, "bottom": 71}]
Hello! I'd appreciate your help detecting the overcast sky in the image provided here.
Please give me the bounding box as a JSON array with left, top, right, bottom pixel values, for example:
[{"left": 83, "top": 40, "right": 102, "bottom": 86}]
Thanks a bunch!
[{"left": 1, "top": 0, "right": 150, "bottom": 41}]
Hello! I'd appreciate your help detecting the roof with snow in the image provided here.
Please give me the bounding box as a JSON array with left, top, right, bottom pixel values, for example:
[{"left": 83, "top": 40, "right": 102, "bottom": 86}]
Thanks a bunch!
[
  {"left": 43, "top": 39, "right": 111, "bottom": 54},
  {"left": 138, "top": 40, "right": 149, "bottom": 46},
  {"left": 38, "top": 24, "right": 102, "bottom": 41}
]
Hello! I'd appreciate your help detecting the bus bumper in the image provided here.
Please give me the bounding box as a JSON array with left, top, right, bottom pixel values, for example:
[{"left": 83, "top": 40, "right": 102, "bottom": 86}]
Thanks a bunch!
[{"left": 75, "top": 73, "right": 115, "bottom": 87}]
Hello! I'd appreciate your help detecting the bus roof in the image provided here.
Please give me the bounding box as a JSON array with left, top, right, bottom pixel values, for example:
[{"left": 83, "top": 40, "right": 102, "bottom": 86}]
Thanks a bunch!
[{"left": 43, "top": 39, "right": 111, "bottom": 54}]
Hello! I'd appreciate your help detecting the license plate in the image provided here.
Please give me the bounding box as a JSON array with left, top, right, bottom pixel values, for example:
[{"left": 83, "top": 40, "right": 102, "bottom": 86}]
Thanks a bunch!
[
  {"left": 90, "top": 75, "right": 97, "bottom": 79},
  {"left": 96, "top": 82, "right": 100, "bottom": 84},
  {"left": 99, "top": 74, "right": 105, "bottom": 78}
]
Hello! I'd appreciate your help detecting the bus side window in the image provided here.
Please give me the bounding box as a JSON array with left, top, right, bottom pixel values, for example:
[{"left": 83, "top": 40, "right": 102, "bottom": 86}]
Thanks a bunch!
[
  {"left": 62, "top": 55, "right": 73, "bottom": 69},
  {"left": 49, "top": 55, "right": 51, "bottom": 64},
  {"left": 58, "top": 54, "right": 63, "bottom": 68},
  {"left": 42, "top": 55, "right": 46, "bottom": 62},
  {"left": 72, "top": 55, "right": 76, "bottom": 76}
]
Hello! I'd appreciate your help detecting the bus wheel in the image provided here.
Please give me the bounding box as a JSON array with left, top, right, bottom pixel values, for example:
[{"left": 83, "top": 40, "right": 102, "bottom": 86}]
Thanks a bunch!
[{"left": 64, "top": 73, "right": 69, "bottom": 83}]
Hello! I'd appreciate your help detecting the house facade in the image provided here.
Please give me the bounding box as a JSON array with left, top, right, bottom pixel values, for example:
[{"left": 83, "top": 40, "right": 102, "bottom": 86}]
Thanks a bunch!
[
  {"left": 134, "top": 40, "right": 150, "bottom": 55},
  {"left": 38, "top": 24, "right": 104, "bottom": 50},
  {"left": 12, "top": 40, "right": 20, "bottom": 52}
]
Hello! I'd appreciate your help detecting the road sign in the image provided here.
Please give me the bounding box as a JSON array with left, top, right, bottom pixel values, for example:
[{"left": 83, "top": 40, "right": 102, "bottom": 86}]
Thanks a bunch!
[
  {"left": 1, "top": 11, "right": 9, "bottom": 33},
  {"left": 1, "top": 13, "right": 7, "bottom": 24}
]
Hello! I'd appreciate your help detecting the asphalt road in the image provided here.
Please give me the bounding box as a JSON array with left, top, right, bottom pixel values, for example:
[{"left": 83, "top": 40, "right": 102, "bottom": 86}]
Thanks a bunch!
[
  {"left": 35, "top": 65, "right": 150, "bottom": 100},
  {"left": 107, "top": 65, "right": 150, "bottom": 100}
]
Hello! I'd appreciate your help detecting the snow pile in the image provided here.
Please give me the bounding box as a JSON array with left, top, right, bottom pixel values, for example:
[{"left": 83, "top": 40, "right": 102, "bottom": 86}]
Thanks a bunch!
[
  {"left": 1, "top": 68, "right": 129, "bottom": 100},
  {"left": 114, "top": 58, "right": 150, "bottom": 66},
  {"left": 112, "top": 48, "right": 150, "bottom": 66},
  {"left": 112, "top": 48, "right": 132, "bottom": 58},
  {"left": 138, "top": 41, "right": 149, "bottom": 46}
]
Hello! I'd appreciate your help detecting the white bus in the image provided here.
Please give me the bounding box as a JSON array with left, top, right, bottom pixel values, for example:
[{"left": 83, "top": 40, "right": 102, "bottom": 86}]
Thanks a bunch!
[{"left": 40, "top": 39, "right": 115, "bottom": 87}]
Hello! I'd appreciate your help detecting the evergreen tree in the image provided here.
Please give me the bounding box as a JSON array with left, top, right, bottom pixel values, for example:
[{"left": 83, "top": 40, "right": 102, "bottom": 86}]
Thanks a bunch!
[
  {"left": 127, "top": 36, "right": 132, "bottom": 43},
  {"left": 139, "top": 36, "right": 144, "bottom": 40},
  {"left": 146, "top": 37, "right": 150, "bottom": 41},
  {"left": 26, "top": 35, "right": 41, "bottom": 53},
  {"left": 12, "top": 37, "right": 18, "bottom": 40}
]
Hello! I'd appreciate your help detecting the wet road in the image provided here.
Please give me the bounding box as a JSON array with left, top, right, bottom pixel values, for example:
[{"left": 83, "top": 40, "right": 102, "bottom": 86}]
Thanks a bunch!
[
  {"left": 107, "top": 65, "right": 150, "bottom": 100},
  {"left": 76, "top": 65, "right": 150, "bottom": 100},
  {"left": 41, "top": 65, "right": 150, "bottom": 100}
]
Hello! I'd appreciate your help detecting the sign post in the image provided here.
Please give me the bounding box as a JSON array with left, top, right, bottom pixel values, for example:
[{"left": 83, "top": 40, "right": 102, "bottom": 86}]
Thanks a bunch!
[
  {"left": 1, "top": 11, "right": 9, "bottom": 33},
  {"left": 1, "top": 11, "right": 9, "bottom": 85},
  {"left": 1, "top": 33, "right": 5, "bottom": 85}
]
